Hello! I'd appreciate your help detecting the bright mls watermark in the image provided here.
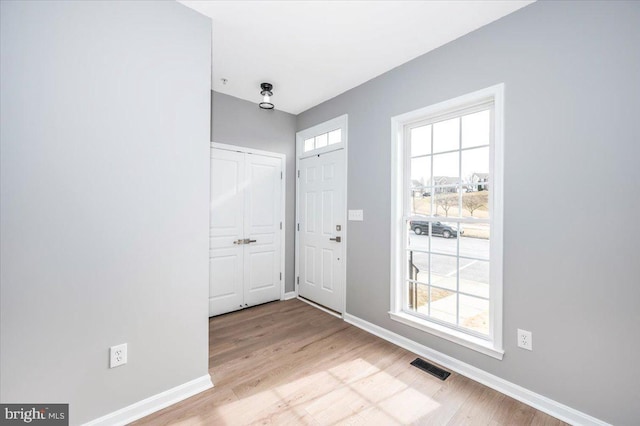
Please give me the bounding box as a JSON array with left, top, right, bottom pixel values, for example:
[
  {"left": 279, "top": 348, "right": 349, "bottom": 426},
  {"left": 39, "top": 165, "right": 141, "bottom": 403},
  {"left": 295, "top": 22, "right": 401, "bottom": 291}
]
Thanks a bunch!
[{"left": 1, "top": 404, "right": 68, "bottom": 425}]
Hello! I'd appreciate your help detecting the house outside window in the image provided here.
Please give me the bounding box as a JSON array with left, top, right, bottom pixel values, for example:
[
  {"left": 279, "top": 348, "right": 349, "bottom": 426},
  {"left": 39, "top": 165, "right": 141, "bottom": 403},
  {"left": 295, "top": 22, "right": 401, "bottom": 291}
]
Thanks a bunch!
[{"left": 390, "top": 85, "right": 504, "bottom": 359}]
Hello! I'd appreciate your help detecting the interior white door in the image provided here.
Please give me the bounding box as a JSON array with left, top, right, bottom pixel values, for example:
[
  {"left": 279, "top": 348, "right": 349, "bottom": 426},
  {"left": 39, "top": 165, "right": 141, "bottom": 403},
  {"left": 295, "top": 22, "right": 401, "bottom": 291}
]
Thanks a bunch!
[
  {"left": 244, "top": 154, "right": 282, "bottom": 307},
  {"left": 298, "top": 149, "right": 345, "bottom": 312},
  {"left": 209, "top": 148, "right": 283, "bottom": 316},
  {"left": 209, "top": 149, "right": 245, "bottom": 316}
]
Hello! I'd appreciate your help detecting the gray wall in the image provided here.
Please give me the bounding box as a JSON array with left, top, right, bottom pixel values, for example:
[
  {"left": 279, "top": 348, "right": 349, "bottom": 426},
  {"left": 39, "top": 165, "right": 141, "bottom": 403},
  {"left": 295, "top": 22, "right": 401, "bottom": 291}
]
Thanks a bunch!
[
  {"left": 0, "top": 1, "right": 211, "bottom": 424},
  {"left": 212, "top": 91, "right": 297, "bottom": 293},
  {"left": 297, "top": 1, "right": 640, "bottom": 424}
]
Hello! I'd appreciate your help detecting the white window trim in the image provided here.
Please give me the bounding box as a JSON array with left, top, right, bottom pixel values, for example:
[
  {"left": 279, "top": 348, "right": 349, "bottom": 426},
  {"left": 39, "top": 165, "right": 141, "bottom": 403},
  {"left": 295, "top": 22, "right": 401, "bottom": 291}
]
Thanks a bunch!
[{"left": 389, "top": 84, "right": 505, "bottom": 360}]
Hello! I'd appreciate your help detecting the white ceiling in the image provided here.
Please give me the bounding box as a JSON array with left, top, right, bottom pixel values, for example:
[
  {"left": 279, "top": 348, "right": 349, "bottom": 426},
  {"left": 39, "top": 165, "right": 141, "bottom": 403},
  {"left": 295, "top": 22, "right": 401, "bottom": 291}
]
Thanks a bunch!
[{"left": 179, "top": 1, "right": 534, "bottom": 115}]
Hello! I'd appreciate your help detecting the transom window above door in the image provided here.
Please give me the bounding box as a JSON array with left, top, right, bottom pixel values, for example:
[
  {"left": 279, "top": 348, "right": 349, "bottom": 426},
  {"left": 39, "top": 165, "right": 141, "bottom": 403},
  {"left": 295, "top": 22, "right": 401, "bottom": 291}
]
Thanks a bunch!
[
  {"left": 299, "top": 116, "right": 346, "bottom": 158},
  {"left": 303, "top": 128, "right": 342, "bottom": 152}
]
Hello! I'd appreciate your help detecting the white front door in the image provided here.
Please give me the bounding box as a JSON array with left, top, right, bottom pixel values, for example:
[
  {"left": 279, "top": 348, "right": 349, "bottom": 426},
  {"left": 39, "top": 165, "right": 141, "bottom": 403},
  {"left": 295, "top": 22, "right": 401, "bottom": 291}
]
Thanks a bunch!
[
  {"left": 298, "top": 149, "right": 345, "bottom": 313},
  {"left": 209, "top": 148, "right": 283, "bottom": 317}
]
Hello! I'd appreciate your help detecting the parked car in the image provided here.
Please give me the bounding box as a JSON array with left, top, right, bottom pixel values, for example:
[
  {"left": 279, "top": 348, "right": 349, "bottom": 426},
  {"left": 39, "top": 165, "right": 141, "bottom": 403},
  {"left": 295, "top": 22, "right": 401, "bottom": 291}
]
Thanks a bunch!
[{"left": 410, "top": 220, "right": 462, "bottom": 238}]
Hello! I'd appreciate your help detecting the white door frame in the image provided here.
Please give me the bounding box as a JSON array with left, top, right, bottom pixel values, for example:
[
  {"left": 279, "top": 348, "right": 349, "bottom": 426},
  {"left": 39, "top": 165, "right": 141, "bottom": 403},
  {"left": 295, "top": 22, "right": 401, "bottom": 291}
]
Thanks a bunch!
[
  {"left": 295, "top": 115, "right": 348, "bottom": 317},
  {"left": 211, "top": 142, "right": 287, "bottom": 301}
]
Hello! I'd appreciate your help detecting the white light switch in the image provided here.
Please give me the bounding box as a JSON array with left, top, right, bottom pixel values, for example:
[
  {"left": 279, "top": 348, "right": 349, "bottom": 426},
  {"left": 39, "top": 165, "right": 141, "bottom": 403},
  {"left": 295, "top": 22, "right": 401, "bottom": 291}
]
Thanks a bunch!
[{"left": 348, "top": 210, "right": 364, "bottom": 221}]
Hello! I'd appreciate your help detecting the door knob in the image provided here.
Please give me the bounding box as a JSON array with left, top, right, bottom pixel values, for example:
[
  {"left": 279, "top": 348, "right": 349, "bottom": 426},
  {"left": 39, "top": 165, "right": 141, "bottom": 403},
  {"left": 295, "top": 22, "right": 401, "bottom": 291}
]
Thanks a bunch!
[{"left": 330, "top": 236, "right": 342, "bottom": 242}]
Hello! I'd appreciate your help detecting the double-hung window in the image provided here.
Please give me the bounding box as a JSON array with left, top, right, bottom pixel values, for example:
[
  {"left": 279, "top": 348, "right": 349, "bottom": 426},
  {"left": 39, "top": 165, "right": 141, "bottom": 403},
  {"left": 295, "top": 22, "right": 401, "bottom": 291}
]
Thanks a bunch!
[{"left": 390, "top": 85, "right": 504, "bottom": 359}]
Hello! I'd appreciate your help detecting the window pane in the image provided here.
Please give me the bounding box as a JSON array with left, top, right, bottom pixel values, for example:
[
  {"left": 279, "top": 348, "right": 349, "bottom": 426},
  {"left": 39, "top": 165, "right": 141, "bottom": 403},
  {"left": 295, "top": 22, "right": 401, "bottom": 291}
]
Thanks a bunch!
[
  {"left": 433, "top": 117, "right": 460, "bottom": 153},
  {"left": 328, "top": 129, "right": 341, "bottom": 145},
  {"left": 409, "top": 195, "right": 435, "bottom": 218},
  {"left": 432, "top": 152, "right": 459, "bottom": 181},
  {"left": 410, "top": 157, "right": 431, "bottom": 191},
  {"left": 459, "top": 226, "right": 490, "bottom": 259},
  {"left": 461, "top": 147, "right": 489, "bottom": 188},
  {"left": 315, "top": 133, "right": 328, "bottom": 148},
  {"left": 459, "top": 259, "right": 489, "bottom": 298},
  {"left": 430, "top": 254, "right": 456, "bottom": 291},
  {"left": 304, "top": 138, "right": 314, "bottom": 152},
  {"left": 461, "top": 190, "right": 489, "bottom": 219},
  {"left": 410, "top": 154, "right": 432, "bottom": 217},
  {"left": 430, "top": 221, "right": 460, "bottom": 256},
  {"left": 408, "top": 282, "right": 429, "bottom": 313},
  {"left": 411, "top": 125, "right": 431, "bottom": 157},
  {"left": 459, "top": 294, "right": 489, "bottom": 335},
  {"left": 433, "top": 189, "right": 460, "bottom": 218},
  {"left": 407, "top": 222, "right": 430, "bottom": 251},
  {"left": 462, "top": 109, "right": 490, "bottom": 149},
  {"left": 430, "top": 288, "right": 456, "bottom": 325},
  {"left": 406, "top": 250, "right": 429, "bottom": 283}
]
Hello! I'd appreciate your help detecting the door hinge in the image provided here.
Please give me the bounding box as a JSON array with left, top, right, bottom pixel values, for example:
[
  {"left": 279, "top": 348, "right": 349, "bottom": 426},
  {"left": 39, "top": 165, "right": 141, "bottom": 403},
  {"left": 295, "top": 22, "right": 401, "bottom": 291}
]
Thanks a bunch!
[
  {"left": 297, "top": 276, "right": 300, "bottom": 285},
  {"left": 280, "top": 222, "right": 282, "bottom": 230},
  {"left": 280, "top": 272, "right": 282, "bottom": 280},
  {"left": 281, "top": 171, "right": 283, "bottom": 179},
  {"left": 297, "top": 170, "right": 300, "bottom": 178},
  {"left": 297, "top": 223, "right": 300, "bottom": 231}
]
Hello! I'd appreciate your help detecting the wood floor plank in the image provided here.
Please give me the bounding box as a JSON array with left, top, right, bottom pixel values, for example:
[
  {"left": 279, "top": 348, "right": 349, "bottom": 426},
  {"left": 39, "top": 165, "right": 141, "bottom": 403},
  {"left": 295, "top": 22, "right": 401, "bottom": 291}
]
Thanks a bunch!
[
  {"left": 488, "top": 396, "right": 537, "bottom": 425},
  {"left": 133, "top": 299, "right": 567, "bottom": 426},
  {"left": 530, "top": 410, "right": 568, "bottom": 426},
  {"left": 447, "top": 383, "right": 506, "bottom": 425},
  {"left": 412, "top": 373, "right": 479, "bottom": 425}
]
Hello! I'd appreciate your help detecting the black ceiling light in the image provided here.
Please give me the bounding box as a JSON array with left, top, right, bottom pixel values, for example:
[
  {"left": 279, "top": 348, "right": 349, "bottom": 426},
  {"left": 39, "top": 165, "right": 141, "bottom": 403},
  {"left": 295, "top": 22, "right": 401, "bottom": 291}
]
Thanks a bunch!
[{"left": 259, "top": 82, "right": 274, "bottom": 110}]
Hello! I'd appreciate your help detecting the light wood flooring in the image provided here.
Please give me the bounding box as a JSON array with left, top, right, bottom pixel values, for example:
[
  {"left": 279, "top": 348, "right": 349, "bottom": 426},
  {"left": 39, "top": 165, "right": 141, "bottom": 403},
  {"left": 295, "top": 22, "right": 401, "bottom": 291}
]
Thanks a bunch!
[{"left": 134, "top": 299, "right": 566, "bottom": 425}]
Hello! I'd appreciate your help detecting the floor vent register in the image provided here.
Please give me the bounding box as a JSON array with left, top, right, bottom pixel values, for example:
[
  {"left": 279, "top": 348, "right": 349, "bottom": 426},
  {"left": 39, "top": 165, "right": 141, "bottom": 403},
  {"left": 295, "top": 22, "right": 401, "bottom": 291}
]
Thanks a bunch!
[{"left": 410, "top": 358, "right": 451, "bottom": 381}]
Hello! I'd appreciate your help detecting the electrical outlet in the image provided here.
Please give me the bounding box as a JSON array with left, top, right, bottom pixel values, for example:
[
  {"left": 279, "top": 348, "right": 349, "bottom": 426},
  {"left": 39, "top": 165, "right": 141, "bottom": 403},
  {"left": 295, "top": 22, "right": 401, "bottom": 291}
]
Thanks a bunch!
[
  {"left": 110, "top": 343, "right": 127, "bottom": 368},
  {"left": 517, "top": 329, "right": 532, "bottom": 351}
]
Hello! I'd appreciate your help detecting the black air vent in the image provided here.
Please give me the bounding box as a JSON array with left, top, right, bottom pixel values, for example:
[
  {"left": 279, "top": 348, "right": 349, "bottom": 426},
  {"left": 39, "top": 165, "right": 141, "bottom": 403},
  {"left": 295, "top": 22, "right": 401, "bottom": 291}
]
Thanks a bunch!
[{"left": 410, "top": 358, "right": 451, "bottom": 381}]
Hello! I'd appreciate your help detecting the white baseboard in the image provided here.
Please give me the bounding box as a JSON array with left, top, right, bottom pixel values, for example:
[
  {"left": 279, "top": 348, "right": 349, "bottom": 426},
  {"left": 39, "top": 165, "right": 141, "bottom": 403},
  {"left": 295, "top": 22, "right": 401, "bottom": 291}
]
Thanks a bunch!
[
  {"left": 343, "top": 313, "right": 608, "bottom": 426},
  {"left": 83, "top": 374, "right": 213, "bottom": 426},
  {"left": 283, "top": 291, "right": 297, "bottom": 300}
]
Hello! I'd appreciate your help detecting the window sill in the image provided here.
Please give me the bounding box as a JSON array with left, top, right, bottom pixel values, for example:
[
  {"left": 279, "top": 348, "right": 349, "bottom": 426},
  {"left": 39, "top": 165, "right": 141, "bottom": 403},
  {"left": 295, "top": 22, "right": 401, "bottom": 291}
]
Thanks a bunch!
[{"left": 389, "top": 311, "right": 504, "bottom": 360}]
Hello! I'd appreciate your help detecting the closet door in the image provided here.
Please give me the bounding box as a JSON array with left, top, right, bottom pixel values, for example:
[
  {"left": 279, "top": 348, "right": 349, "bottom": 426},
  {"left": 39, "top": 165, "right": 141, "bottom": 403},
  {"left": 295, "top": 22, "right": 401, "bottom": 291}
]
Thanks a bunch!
[
  {"left": 209, "top": 149, "right": 245, "bottom": 316},
  {"left": 209, "top": 147, "right": 284, "bottom": 317},
  {"left": 244, "top": 154, "right": 282, "bottom": 307}
]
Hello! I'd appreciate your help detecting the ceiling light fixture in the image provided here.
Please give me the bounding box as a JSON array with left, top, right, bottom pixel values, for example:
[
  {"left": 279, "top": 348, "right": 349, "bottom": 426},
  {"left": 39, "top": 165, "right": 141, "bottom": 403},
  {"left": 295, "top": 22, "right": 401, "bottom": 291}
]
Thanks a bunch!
[{"left": 259, "top": 82, "right": 274, "bottom": 110}]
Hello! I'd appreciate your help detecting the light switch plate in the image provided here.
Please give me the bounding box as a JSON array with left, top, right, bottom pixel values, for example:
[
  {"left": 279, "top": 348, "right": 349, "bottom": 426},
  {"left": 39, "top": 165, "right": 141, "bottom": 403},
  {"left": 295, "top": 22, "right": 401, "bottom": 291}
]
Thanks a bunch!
[{"left": 348, "top": 210, "right": 364, "bottom": 221}]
